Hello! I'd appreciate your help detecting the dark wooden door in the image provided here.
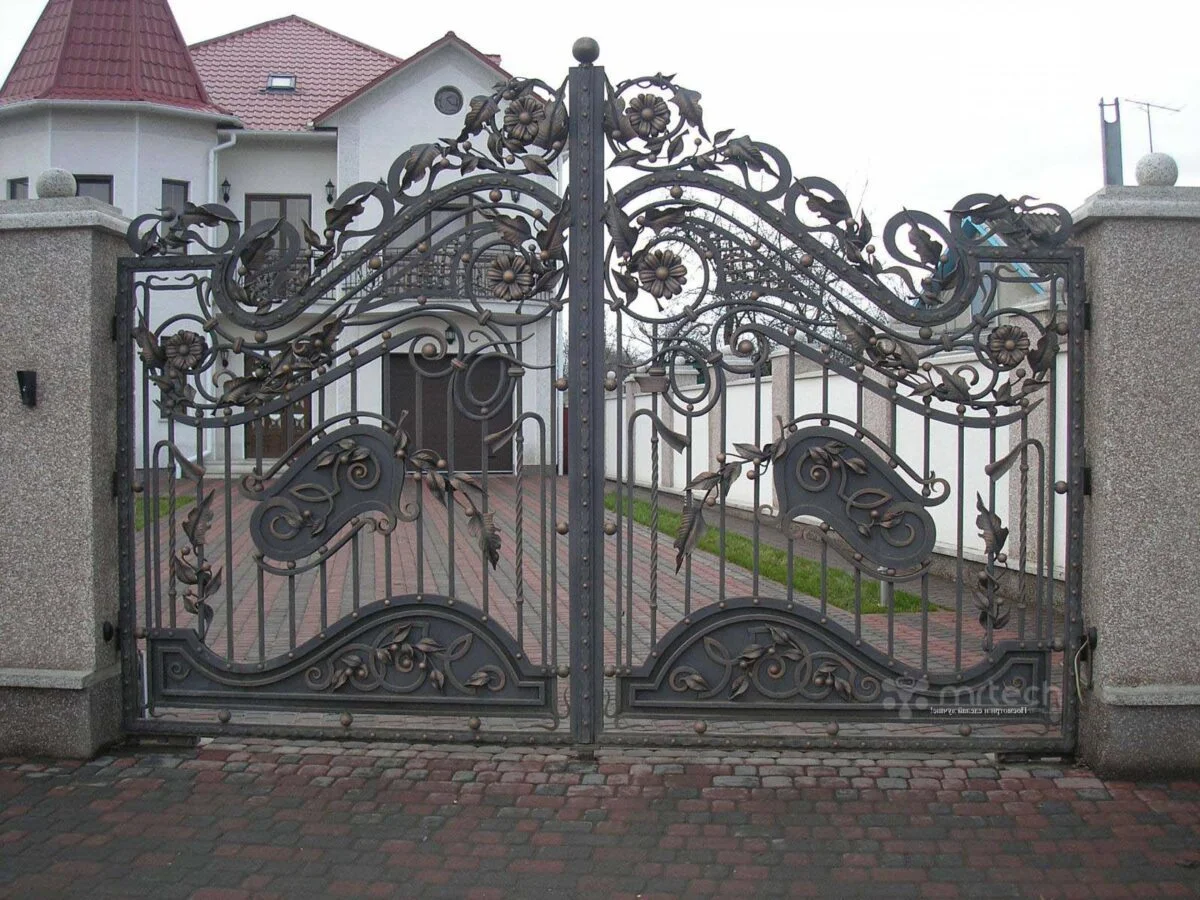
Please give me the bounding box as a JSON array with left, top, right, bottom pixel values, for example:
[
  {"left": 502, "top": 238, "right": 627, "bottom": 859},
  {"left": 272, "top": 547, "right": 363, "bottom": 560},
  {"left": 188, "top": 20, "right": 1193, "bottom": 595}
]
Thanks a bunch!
[
  {"left": 385, "top": 355, "right": 514, "bottom": 472},
  {"left": 244, "top": 394, "right": 312, "bottom": 459}
]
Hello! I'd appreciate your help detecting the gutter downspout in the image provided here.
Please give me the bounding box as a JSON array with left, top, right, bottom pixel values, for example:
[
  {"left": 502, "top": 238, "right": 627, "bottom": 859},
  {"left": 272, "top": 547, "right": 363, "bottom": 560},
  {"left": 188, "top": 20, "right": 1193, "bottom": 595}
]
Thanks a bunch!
[{"left": 208, "top": 131, "right": 238, "bottom": 205}]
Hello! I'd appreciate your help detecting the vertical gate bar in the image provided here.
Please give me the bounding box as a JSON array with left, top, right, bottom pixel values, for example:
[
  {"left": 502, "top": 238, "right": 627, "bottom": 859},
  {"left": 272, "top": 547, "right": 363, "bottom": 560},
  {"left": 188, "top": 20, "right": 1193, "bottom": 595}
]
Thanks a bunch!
[
  {"left": 1045, "top": 286, "right": 1060, "bottom": 654},
  {"left": 718, "top": 379, "right": 727, "bottom": 602},
  {"left": 1035, "top": 450, "right": 1046, "bottom": 645},
  {"left": 567, "top": 45, "right": 606, "bottom": 744},
  {"left": 480, "top": 417, "right": 490, "bottom": 618},
  {"left": 319, "top": 561, "right": 328, "bottom": 631},
  {"left": 445, "top": 387, "right": 456, "bottom": 598},
  {"left": 351, "top": 533, "right": 361, "bottom": 611},
  {"left": 986, "top": 411, "right": 998, "bottom": 651},
  {"left": 549, "top": 319, "right": 559, "bottom": 668},
  {"left": 1063, "top": 250, "right": 1087, "bottom": 749},
  {"left": 166, "top": 421, "right": 178, "bottom": 629},
  {"left": 415, "top": 372, "right": 425, "bottom": 594},
  {"left": 256, "top": 565, "right": 266, "bottom": 662},
  {"left": 1018, "top": 416, "right": 1029, "bottom": 642},
  {"left": 140, "top": 283, "right": 153, "bottom": 637},
  {"left": 920, "top": 573, "right": 929, "bottom": 673},
  {"left": 954, "top": 421, "right": 965, "bottom": 673},
  {"left": 288, "top": 575, "right": 297, "bottom": 649},
  {"left": 254, "top": 409, "right": 265, "bottom": 656},
  {"left": 786, "top": 349, "right": 795, "bottom": 605},
  {"left": 751, "top": 373, "right": 761, "bottom": 596},
  {"left": 649, "top": 409, "right": 659, "bottom": 643},
  {"left": 149, "top": 436, "right": 163, "bottom": 629},
  {"left": 613, "top": 316, "right": 624, "bottom": 663},
  {"left": 854, "top": 568, "right": 861, "bottom": 640},
  {"left": 224, "top": 422, "right": 234, "bottom": 660},
  {"left": 514, "top": 323, "right": 526, "bottom": 652},
  {"left": 194, "top": 420, "right": 205, "bottom": 639},
  {"left": 683, "top": 415, "right": 693, "bottom": 615},
  {"left": 116, "top": 263, "right": 139, "bottom": 727},
  {"left": 538, "top": 420, "right": 548, "bottom": 664}
]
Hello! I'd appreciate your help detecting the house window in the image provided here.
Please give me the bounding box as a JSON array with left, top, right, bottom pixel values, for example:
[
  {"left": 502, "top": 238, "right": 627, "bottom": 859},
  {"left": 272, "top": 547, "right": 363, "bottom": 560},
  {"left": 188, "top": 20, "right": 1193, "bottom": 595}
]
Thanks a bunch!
[
  {"left": 434, "top": 86, "right": 463, "bottom": 115},
  {"left": 161, "top": 179, "right": 189, "bottom": 214},
  {"left": 246, "top": 194, "right": 312, "bottom": 244},
  {"left": 7, "top": 177, "right": 28, "bottom": 200},
  {"left": 162, "top": 180, "right": 190, "bottom": 252},
  {"left": 266, "top": 74, "right": 296, "bottom": 91},
  {"left": 75, "top": 175, "right": 113, "bottom": 204}
]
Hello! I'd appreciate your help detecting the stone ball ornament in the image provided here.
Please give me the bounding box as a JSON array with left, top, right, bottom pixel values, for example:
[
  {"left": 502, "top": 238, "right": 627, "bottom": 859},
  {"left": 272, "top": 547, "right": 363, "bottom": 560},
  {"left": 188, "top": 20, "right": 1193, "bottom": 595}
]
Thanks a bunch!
[
  {"left": 35, "top": 168, "right": 76, "bottom": 199},
  {"left": 1134, "top": 152, "right": 1179, "bottom": 187}
]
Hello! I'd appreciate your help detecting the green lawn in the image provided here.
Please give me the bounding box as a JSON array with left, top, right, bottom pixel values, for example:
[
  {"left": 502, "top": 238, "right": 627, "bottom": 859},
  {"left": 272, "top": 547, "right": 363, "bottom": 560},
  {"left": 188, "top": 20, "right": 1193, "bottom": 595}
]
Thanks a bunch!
[
  {"left": 604, "top": 494, "right": 928, "bottom": 614},
  {"left": 134, "top": 493, "right": 194, "bottom": 532}
]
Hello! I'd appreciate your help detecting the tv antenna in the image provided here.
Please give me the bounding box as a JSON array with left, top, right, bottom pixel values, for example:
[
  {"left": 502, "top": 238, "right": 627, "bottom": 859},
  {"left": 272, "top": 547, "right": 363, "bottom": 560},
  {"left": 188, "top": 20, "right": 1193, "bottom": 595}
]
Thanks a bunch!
[{"left": 1122, "top": 98, "right": 1182, "bottom": 153}]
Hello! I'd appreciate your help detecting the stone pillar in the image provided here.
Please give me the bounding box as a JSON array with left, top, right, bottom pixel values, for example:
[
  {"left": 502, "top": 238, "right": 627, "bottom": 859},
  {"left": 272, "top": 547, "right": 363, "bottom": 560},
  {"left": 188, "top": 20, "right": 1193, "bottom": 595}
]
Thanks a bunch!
[
  {"left": 0, "top": 195, "right": 129, "bottom": 757},
  {"left": 1073, "top": 184, "right": 1200, "bottom": 776}
]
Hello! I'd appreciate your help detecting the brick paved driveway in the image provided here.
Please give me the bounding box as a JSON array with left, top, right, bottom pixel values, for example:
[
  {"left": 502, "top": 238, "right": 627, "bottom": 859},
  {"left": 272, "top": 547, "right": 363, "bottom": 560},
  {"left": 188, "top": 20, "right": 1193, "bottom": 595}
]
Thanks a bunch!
[
  {"left": 138, "top": 475, "right": 1006, "bottom": 672},
  {"left": 2, "top": 739, "right": 1198, "bottom": 898}
]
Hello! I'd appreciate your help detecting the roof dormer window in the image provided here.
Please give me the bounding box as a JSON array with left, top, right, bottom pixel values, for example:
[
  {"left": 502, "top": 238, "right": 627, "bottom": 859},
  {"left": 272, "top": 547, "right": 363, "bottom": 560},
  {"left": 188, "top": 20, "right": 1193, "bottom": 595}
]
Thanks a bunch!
[{"left": 265, "top": 74, "right": 296, "bottom": 91}]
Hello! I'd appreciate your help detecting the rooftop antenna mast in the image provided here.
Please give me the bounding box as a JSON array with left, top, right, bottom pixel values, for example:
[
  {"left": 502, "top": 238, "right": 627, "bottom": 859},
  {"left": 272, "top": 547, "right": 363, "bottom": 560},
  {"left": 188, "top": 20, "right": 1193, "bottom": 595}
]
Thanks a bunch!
[{"left": 1122, "top": 97, "right": 1182, "bottom": 153}]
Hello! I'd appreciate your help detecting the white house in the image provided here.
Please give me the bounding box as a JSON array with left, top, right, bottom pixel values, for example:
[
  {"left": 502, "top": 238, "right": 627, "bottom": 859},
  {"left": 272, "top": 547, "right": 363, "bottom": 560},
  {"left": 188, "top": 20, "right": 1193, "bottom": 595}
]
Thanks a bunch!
[{"left": 0, "top": 0, "right": 561, "bottom": 474}]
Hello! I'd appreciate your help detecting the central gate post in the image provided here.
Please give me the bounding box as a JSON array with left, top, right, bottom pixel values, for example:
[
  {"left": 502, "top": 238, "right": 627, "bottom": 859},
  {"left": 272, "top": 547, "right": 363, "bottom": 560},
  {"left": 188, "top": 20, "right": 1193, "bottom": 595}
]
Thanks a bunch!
[{"left": 567, "top": 38, "right": 607, "bottom": 744}]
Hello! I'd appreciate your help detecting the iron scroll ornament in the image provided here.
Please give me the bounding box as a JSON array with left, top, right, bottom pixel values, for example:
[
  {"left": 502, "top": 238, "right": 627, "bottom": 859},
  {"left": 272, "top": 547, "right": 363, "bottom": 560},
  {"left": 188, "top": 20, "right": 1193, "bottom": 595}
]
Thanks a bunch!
[
  {"left": 244, "top": 424, "right": 405, "bottom": 562},
  {"left": 615, "top": 599, "right": 1051, "bottom": 721},
  {"left": 148, "top": 597, "right": 554, "bottom": 716},
  {"left": 773, "top": 426, "right": 949, "bottom": 574}
]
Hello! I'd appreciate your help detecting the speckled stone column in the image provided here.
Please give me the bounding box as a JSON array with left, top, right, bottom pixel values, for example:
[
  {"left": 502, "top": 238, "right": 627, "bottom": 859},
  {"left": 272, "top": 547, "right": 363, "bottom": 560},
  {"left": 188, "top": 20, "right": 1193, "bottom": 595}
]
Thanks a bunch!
[
  {"left": 0, "top": 197, "right": 128, "bottom": 757},
  {"left": 1073, "top": 185, "right": 1200, "bottom": 776}
]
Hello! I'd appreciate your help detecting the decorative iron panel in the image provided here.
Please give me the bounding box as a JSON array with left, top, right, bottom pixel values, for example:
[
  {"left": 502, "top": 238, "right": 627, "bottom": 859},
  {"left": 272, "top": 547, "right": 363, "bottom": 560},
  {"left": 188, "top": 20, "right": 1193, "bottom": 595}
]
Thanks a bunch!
[{"left": 117, "top": 40, "right": 1085, "bottom": 750}]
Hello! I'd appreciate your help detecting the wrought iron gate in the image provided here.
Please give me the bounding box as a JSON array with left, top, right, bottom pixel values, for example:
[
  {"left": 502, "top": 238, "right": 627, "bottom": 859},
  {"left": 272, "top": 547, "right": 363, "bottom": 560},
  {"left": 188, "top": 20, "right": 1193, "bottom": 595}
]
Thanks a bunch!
[{"left": 118, "top": 40, "right": 1085, "bottom": 751}]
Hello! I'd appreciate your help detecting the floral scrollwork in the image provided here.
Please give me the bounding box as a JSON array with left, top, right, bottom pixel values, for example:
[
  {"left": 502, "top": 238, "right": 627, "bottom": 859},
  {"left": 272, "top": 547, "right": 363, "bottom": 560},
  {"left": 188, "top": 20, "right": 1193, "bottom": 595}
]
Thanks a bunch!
[
  {"left": 132, "top": 320, "right": 209, "bottom": 417},
  {"left": 667, "top": 623, "right": 881, "bottom": 704},
  {"left": 170, "top": 490, "right": 222, "bottom": 643},
  {"left": 973, "top": 493, "right": 1012, "bottom": 650},
  {"left": 305, "top": 621, "right": 507, "bottom": 696},
  {"left": 246, "top": 424, "right": 406, "bottom": 564}
]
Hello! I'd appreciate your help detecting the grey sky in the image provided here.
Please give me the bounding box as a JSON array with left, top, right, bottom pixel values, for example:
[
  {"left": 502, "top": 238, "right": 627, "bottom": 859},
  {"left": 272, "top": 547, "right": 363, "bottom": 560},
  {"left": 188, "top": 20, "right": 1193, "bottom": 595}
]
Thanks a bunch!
[{"left": 1, "top": 0, "right": 1195, "bottom": 228}]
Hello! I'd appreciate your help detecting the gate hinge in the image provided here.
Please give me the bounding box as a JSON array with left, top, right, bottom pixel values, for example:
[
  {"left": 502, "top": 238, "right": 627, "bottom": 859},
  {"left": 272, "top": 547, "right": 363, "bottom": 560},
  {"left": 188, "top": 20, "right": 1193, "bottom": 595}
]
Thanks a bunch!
[
  {"left": 1082, "top": 456, "right": 1092, "bottom": 496},
  {"left": 1083, "top": 299, "right": 1092, "bottom": 332},
  {"left": 111, "top": 313, "right": 119, "bottom": 342},
  {"left": 1074, "top": 626, "right": 1098, "bottom": 699},
  {"left": 112, "top": 469, "right": 119, "bottom": 499}
]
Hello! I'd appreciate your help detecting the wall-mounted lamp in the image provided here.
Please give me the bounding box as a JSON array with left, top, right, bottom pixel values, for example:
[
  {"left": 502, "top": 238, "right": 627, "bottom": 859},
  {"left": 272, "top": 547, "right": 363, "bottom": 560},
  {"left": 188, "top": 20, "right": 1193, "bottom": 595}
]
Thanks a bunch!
[
  {"left": 445, "top": 327, "right": 457, "bottom": 346},
  {"left": 16, "top": 370, "right": 36, "bottom": 408},
  {"left": 510, "top": 190, "right": 521, "bottom": 203},
  {"left": 326, "top": 180, "right": 336, "bottom": 204},
  {"left": 220, "top": 178, "right": 231, "bottom": 203}
]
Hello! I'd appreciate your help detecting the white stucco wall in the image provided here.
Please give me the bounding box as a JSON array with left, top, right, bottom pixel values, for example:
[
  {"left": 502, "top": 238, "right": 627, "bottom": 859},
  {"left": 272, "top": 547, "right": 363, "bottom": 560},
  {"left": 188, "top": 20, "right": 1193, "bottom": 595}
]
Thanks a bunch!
[
  {"left": 0, "top": 107, "right": 215, "bottom": 216},
  {"left": 0, "top": 109, "right": 51, "bottom": 192},
  {"left": 323, "top": 44, "right": 514, "bottom": 191},
  {"left": 214, "top": 134, "right": 338, "bottom": 227}
]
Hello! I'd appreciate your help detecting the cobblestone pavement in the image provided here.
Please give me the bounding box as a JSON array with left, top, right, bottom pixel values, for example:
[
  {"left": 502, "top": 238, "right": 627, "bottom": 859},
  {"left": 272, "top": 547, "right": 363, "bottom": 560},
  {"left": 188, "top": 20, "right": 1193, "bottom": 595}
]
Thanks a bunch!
[{"left": 2, "top": 740, "right": 1198, "bottom": 898}]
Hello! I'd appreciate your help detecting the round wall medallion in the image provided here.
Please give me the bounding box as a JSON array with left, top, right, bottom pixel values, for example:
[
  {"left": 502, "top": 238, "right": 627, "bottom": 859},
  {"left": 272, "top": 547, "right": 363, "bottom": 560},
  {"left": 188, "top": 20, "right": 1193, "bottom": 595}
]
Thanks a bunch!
[{"left": 434, "top": 86, "right": 463, "bottom": 115}]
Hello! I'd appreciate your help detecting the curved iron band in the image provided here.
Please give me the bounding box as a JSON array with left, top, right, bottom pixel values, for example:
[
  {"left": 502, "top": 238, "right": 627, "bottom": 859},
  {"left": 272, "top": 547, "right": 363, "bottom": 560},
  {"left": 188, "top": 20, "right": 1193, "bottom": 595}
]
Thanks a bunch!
[
  {"left": 211, "top": 173, "right": 566, "bottom": 333},
  {"left": 773, "top": 425, "right": 938, "bottom": 573},
  {"left": 162, "top": 316, "right": 504, "bottom": 430},
  {"left": 247, "top": 423, "right": 403, "bottom": 562},
  {"left": 615, "top": 597, "right": 1050, "bottom": 722},
  {"left": 611, "top": 182, "right": 1045, "bottom": 429},
  {"left": 147, "top": 595, "right": 553, "bottom": 716},
  {"left": 614, "top": 166, "right": 983, "bottom": 327}
]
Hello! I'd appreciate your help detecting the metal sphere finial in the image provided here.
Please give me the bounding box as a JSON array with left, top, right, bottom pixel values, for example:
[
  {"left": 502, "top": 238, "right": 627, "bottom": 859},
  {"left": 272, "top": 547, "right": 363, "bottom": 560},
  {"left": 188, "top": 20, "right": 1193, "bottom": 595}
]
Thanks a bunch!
[{"left": 572, "top": 37, "right": 600, "bottom": 64}]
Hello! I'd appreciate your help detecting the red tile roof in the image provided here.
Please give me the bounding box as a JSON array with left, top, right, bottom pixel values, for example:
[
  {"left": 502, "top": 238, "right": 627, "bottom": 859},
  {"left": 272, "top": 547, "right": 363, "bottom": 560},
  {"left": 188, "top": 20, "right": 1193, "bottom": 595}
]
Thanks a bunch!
[
  {"left": 0, "top": 0, "right": 226, "bottom": 115},
  {"left": 189, "top": 15, "right": 402, "bottom": 132},
  {"left": 313, "top": 31, "right": 510, "bottom": 125}
]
